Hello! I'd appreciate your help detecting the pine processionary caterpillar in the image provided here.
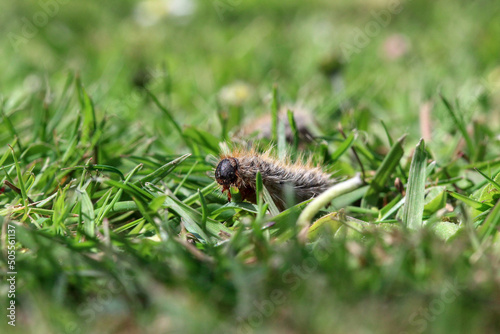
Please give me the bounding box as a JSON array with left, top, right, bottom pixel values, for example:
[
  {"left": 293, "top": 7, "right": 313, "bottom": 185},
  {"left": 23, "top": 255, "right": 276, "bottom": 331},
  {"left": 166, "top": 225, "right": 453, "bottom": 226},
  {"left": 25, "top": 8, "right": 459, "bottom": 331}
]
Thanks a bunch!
[{"left": 215, "top": 148, "right": 334, "bottom": 211}]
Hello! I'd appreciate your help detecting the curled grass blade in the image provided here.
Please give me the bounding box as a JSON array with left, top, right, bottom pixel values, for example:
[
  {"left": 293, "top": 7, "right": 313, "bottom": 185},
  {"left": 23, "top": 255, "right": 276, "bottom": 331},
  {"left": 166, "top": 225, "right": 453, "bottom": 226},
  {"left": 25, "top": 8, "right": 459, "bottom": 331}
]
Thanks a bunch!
[{"left": 297, "top": 174, "right": 364, "bottom": 241}]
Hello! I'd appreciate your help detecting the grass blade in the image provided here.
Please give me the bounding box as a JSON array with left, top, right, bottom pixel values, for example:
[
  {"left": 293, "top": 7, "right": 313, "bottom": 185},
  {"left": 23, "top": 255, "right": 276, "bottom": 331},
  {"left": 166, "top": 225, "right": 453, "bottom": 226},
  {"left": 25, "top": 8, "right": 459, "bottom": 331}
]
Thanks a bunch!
[
  {"left": 331, "top": 131, "right": 356, "bottom": 162},
  {"left": 478, "top": 200, "right": 500, "bottom": 240},
  {"left": 447, "top": 191, "right": 493, "bottom": 211},
  {"left": 64, "top": 164, "right": 125, "bottom": 180},
  {"left": 474, "top": 168, "right": 500, "bottom": 192},
  {"left": 76, "top": 76, "right": 96, "bottom": 145},
  {"left": 402, "top": 139, "right": 427, "bottom": 230},
  {"left": 287, "top": 109, "right": 299, "bottom": 153},
  {"left": 440, "top": 94, "right": 474, "bottom": 159},
  {"left": 9, "top": 145, "right": 29, "bottom": 217},
  {"left": 183, "top": 127, "right": 220, "bottom": 154},
  {"left": 198, "top": 189, "right": 209, "bottom": 235},
  {"left": 146, "top": 88, "right": 190, "bottom": 148},
  {"left": 76, "top": 183, "right": 95, "bottom": 237},
  {"left": 134, "top": 153, "right": 190, "bottom": 186},
  {"left": 164, "top": 196, "right": 232, "bottom": 241},
  {"left": 361, "top": 135, "right": 406, "bottom": 208},
  {"left": 1, "top": 108, "right": 23, "bottom": 153}
]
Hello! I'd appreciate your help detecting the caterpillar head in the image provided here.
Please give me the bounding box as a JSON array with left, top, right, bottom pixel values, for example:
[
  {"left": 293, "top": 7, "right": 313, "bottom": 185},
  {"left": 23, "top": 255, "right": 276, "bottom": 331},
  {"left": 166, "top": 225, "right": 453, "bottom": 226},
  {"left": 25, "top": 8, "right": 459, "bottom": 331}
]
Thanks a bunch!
[{"left": 215, "top": 157, "right": 239, "bottom": 200}]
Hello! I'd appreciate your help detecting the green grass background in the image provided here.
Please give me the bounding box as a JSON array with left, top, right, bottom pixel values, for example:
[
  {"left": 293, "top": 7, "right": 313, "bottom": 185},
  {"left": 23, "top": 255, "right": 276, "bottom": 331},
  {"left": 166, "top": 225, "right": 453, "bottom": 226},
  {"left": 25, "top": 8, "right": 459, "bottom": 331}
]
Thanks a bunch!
[{"left": 1, "top": 0, "right": 500, "bottom": 333}]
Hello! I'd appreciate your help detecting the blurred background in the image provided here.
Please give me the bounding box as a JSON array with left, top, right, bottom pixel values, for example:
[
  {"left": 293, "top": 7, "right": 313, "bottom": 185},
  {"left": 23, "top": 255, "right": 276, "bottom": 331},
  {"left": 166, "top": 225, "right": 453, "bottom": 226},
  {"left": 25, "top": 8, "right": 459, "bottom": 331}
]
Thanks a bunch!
[{"left": 1, "top": 0, "right": 499, "bottom": 146}]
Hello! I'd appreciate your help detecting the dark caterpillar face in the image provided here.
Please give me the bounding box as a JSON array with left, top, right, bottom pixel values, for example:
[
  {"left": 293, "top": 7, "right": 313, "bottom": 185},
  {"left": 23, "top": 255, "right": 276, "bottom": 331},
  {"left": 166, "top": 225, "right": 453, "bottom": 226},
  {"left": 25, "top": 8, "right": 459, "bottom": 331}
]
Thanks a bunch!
[{"left": 215, "top": 158, "right": 239, "bottom": 187}]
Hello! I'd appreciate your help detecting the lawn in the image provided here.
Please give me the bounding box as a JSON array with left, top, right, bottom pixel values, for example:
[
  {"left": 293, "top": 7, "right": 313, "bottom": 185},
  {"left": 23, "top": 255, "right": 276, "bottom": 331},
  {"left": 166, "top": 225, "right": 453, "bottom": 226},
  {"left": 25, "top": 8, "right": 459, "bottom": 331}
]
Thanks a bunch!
[{"left": 1, "top": 0, "right": 500, "bottom": 333}]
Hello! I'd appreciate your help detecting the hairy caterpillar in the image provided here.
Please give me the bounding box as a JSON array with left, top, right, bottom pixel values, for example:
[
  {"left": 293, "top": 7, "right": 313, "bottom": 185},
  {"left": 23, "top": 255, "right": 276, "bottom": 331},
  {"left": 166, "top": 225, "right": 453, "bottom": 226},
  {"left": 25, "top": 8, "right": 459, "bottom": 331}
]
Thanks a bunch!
[{"left": 215, "top": 148, "right": 334, "bottom": 211}]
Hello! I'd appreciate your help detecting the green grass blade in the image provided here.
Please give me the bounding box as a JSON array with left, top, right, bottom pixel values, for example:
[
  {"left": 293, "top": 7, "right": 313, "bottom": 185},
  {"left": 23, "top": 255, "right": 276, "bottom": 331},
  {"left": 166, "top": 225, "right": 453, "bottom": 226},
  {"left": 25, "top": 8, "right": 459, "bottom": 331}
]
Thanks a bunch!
[
  {"left": 64, "top": 164, "right": 125, "bottom": 180},
  {"left": 478, "top": 200, "right": 500, "bottom": 240},
  {"left": 99, "top": 201, "right": 138, "bottom": 215},
  {"left": 183, "top": 127, "right": 220, "bottom": 154},
  {"left": 263, "top": 185, "right": 280, "bottom": 217},
  {"left": 184, "top": 181, "right": 219, "bottom": 206},
  {"left": 133, "top": 195, "right": 159, "bottom": 236},
  {"left": 210, "top": 202, "right": 259, "bottom": 217},
  {"left": 146, "top": 88, "right": 189, "bottom": 148},
  {"left": 106, "top": 179, "right": 154, "bottom": 201},
  {"left": 380, "top": 196, "right": 405, "bottom": 221},
  {"left": 287, "top": 109, "right": 299, "bottom": 153},
  {"left": 76, "top": 183, "right": 96, "bottom": 237},
  {"left": 164, "top": 196, "right": 231, "bottom": 241},
  {"left": 115, "top": 218, "right": 145, "bottom": 233},
  {"left": 174, "top": 161, "right": 197, "bottom": 195},
  {"left": 474, "top": 168, "right": 500, "bottom": 192},
  {"left": 76, "top": 76, "right": 96, "bottom": 145},
  {"left": 1, "top": 108, "right": 23, "bottom": 153},
  {"left": 9, "top": 146, "right": 29, "bottom": 217},
  {"left": 440, "top": 94, "right": 474, "bottom": 159},
  {"left": 402, "top": 139, "right": 427, "bottom": 230},
  {"left": 447, "top": 191, "right": 493, "bottom": 211},
  {"left": 331, "top": 132, "right": 355, "bottom": 162},
  {"left": 198, "top": 189, "right": 209, "bottom": 235},
  {"left": 362, "top": 135, "right": 406, "bottom": 208},
  {"left": 379, "top": 193, "right": 403, "bottom": 218},
  {"left": 380, "top": 120, "right": 394, "bottom": 146},
  {"left": 134, "top": 153, "right": 190, "bottom": 186},
  {"left": 0, "top": 139, "right": 17, "bottom": 174}
]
